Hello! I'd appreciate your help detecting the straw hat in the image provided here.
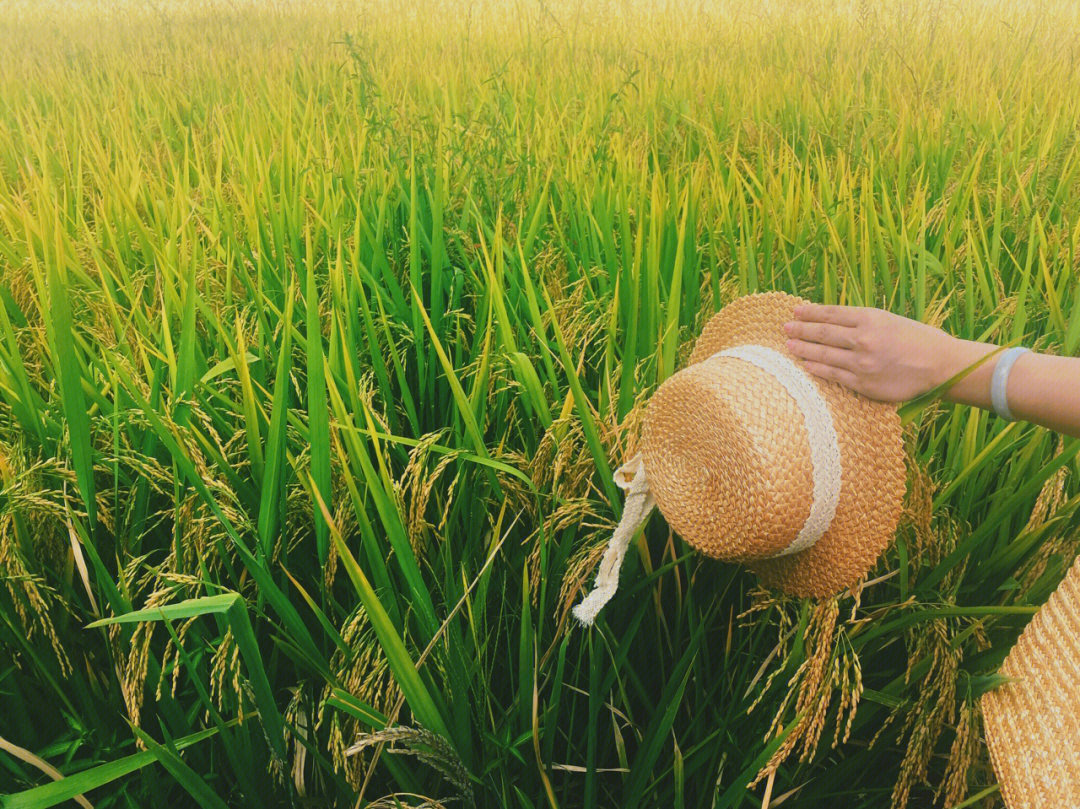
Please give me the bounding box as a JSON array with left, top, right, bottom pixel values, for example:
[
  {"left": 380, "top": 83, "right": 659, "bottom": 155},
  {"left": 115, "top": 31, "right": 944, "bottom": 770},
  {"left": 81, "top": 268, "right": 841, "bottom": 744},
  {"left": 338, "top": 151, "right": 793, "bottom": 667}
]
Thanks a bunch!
[
  {"left": 980, "top": 555, "right": 1080, "bottom": 809},
  {"left": 573, "top": 291, "right": 907, "bottom": 625}
]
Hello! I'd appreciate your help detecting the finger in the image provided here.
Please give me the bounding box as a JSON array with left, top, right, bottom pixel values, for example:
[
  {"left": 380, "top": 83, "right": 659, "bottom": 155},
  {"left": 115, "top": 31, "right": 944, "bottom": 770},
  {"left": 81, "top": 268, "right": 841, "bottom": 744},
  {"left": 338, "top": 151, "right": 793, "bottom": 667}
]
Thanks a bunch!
[
  {"left": 799, "top": 360, "right": 859, "bottom": 390},
  {"left": 785, "top": 338, "right": 856, "bottom": 370},
  {"left": 791, "top": 303, "right": 862, "bottom": 327},
  {"left": 782, "top": 320, "right": 858, "bottom": 349}
]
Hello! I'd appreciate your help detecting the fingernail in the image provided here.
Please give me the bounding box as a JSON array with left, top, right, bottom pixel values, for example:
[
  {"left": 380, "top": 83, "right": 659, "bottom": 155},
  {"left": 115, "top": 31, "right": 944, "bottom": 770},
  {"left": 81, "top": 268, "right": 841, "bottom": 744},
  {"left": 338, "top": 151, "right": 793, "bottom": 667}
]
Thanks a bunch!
[
  {"left": 783, "top": 322, "right": 793, "bottom": 333},
  {"left": 785, "top": 339, "right": 796, "bottom": 350}
]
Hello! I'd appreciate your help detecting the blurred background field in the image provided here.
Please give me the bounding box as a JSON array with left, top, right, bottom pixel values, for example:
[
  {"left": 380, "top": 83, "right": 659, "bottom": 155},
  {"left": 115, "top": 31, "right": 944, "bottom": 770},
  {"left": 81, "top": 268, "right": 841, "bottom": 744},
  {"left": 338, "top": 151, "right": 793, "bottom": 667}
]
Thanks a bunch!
[{"left": 2, "top": 0, "right": 1080, "bottom": 806}]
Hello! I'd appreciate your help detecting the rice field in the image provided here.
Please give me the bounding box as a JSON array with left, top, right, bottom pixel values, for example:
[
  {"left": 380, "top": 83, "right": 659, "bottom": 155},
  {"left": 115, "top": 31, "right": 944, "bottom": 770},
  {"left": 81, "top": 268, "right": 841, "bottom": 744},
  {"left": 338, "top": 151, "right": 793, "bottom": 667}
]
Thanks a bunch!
[{"left": 2, "top": 0, "right": 1080, "bottom": 806}]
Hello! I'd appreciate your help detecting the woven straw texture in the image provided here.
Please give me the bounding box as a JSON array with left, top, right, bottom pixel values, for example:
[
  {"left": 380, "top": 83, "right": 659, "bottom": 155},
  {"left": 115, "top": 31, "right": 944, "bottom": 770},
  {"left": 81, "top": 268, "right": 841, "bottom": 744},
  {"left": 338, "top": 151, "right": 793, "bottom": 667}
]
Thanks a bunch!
[
  {"left": 981, "top": 555, "right": 1080, "bottom": 809},
  {"left": 641, "top": 291, "right": 907, "bottom": 598}
]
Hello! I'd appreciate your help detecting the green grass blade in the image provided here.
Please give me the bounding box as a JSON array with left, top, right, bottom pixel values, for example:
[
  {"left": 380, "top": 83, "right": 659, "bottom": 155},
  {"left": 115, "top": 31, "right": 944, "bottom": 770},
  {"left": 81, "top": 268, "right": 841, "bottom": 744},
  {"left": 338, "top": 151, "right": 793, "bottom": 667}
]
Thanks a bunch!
[
  {"left": 44, "top": 261, "right": 96, "bottom": 529},
  {"left": 304, "top": 242, "right": 331, "bottom": 564},
  {"left": 311, "top": 479, "right": 452, "bottom": 743},
  {"left": 127, "top": 725, "right": 230, "bottom": 809},
  {"left": 0, "top": 726, "right": 221, "bottom": 809},
  {"left": 257, "top": 283, "right": 295, "bottom": 558}
]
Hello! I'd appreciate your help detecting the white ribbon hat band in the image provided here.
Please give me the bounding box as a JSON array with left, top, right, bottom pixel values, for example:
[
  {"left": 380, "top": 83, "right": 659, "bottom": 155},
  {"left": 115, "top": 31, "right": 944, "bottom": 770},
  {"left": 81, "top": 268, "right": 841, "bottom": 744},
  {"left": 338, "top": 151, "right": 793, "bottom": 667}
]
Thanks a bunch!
[{"left": 572, "top": 344, "right": 843, "bottom": 627}]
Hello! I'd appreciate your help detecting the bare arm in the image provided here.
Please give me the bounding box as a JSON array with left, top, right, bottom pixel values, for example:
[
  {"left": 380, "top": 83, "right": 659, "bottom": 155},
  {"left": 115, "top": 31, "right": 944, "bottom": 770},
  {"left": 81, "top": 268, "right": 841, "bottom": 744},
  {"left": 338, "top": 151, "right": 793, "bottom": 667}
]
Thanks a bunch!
[{"left": 782, "top": 303, "right": 1080, "bottom": 439}]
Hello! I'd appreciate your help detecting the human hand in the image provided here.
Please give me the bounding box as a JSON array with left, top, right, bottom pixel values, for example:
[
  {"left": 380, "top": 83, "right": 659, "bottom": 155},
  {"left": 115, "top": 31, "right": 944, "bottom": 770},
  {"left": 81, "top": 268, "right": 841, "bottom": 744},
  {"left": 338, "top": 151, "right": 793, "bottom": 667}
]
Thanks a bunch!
[{"left": 782, "top": 303, "right": 960, "bottom": 403}]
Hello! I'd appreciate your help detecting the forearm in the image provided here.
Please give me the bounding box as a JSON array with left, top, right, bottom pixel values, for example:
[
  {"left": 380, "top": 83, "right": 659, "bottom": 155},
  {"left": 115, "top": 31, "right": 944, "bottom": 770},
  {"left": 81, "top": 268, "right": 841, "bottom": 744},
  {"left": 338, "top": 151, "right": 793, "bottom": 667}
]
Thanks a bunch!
[{"left": 942, "top": 338, "right": 1080, "bottom": 438}]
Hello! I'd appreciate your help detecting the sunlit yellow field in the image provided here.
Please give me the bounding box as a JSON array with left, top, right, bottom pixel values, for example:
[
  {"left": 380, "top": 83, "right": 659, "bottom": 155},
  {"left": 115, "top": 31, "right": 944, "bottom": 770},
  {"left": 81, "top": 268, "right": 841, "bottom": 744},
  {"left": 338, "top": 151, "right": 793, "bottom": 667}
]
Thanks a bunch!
[{"left": 2, "top": 1, "right": 1079, "bottom": 807}]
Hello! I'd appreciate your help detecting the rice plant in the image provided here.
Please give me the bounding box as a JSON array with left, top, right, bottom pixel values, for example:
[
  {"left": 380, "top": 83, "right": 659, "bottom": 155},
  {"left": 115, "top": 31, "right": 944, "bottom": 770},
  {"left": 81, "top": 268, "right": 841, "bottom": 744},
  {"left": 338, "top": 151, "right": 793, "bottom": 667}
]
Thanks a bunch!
[{"left": 1, "top": 1, "right": 1079, "bottom": 807}]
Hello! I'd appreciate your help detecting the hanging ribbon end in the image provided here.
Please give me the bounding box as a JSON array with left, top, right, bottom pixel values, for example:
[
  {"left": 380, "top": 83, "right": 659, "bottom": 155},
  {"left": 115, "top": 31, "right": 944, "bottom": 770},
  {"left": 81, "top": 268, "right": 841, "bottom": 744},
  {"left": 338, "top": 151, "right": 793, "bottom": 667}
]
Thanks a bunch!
[
  {"left": 571, "top": 602, "right": 597, "bottom": 628},
  {"left": 571, "top": 585, "right": 616, "bottom": 627},
  {"left": 568, "top": 455, "right": 654, "bottom": 630}
]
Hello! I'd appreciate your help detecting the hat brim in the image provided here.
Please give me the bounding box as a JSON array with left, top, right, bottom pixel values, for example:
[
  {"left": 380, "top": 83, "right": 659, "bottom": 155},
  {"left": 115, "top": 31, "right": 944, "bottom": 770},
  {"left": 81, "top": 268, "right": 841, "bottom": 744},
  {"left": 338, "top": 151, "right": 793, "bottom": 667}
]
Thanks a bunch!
[
  {"left": 980, "top": 556, "right": 1080, "bottom": 809},
  {"left": 684, "top": 291, "right": 907, "bottom": 598}
]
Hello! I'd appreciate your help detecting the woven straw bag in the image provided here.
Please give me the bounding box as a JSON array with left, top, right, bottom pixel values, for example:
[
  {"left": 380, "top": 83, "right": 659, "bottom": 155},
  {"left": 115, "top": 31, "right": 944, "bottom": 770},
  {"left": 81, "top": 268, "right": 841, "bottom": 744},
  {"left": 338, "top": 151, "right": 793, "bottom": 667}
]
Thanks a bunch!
[
  {"left": 574, "top": 291, "right": 907, "bottom": 625},
  {"left": 981, "top": 555, "right": 1080, "bottom": 809}
]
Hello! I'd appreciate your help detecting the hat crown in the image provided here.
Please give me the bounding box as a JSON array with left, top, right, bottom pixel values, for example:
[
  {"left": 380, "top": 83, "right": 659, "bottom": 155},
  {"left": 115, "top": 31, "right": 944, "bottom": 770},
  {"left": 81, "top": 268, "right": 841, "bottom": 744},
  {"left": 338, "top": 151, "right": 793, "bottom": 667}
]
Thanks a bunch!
[{"left": 642, "top": 351, "right": 829, "bottom": 562}]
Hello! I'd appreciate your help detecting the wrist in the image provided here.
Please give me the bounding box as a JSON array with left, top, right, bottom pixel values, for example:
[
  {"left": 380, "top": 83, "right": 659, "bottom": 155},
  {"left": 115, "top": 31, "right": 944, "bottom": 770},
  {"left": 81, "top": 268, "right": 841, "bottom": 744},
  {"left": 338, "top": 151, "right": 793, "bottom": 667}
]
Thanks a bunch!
[{"left": 939, "top": 337, "right": 1000, "bottom": 406}]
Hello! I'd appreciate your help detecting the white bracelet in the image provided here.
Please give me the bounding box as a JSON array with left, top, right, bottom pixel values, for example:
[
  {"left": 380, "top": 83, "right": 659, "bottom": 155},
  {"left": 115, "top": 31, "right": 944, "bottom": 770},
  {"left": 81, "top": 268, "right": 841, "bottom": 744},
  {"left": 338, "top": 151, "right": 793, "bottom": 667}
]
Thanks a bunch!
[{"left": 990, "top": 346, "right": 1030, "bottom": 421}]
